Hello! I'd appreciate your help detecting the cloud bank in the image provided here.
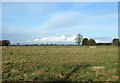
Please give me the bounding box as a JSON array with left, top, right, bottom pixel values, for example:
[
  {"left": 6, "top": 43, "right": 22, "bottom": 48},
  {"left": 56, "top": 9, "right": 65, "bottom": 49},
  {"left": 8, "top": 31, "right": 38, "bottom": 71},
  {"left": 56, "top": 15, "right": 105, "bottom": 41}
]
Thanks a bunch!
[
  {"left": 2, "top": 2, "right": 117, "bottom": 44},
  {"left": 11, "top": 35, "right": 111, "bottom": 45}
]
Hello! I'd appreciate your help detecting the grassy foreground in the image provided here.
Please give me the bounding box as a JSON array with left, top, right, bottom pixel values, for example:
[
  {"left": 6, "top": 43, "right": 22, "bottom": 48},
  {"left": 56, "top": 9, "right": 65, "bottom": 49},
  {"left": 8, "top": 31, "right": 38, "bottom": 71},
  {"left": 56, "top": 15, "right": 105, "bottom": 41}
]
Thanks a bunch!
[{"left": 2, "top": 46, "right": 119, "bottom": 82}]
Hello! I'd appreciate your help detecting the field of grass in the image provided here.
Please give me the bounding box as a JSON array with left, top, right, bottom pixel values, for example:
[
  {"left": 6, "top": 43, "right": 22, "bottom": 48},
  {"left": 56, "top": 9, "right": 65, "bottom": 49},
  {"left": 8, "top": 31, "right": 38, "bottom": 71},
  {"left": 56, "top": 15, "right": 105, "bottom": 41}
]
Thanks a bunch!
[{"left": 2, "top": 46, "right": 119, "bottom": 82}]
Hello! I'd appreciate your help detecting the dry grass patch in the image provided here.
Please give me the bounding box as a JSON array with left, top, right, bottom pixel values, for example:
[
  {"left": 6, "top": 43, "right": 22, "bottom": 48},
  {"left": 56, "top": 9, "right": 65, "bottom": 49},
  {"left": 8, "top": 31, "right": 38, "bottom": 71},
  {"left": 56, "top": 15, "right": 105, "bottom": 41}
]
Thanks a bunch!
[
  {"left": 2, "top": 46, "right": 118, "bottom": 81},
  {"left": 56, "top": 73, "right": 64, "bottom": 78},
  {"left": 91, "top": 66, "right": 105, "bottom": 71},
  {"left": 31, "top": 70, "right": 46, "bottom": 76},
  {"left": 10, "top": 69, "right": 20, "bottom": 73}
]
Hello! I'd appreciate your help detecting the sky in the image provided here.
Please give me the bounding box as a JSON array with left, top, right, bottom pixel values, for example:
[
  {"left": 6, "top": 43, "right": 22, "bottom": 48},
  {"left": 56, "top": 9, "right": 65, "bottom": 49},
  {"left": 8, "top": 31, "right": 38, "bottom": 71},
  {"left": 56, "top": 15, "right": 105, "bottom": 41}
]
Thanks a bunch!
[{"left": 1, "top": 2, "right": 118, "bottom": 45}]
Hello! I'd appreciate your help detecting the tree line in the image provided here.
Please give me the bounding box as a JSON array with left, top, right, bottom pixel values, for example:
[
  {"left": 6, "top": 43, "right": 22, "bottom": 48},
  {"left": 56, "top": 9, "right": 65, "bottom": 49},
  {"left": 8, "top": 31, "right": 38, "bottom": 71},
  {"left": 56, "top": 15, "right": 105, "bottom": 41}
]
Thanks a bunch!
[
  {"left": 75, "top": 33, "right": 120, "bottom": 46},
  {"left": 0, "top": 40, "right": 11, "bottom": 46},
  {"left": 0, "top": 33, "right": 120, "bottom": 46}
]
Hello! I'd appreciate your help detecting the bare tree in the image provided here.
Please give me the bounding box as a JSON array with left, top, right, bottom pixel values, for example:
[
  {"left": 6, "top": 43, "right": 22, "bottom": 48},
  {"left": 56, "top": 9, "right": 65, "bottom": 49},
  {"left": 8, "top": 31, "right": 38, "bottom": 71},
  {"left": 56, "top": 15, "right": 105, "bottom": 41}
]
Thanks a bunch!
[{"left": 75, "top": 33, "right": 83, "bottom": 45}]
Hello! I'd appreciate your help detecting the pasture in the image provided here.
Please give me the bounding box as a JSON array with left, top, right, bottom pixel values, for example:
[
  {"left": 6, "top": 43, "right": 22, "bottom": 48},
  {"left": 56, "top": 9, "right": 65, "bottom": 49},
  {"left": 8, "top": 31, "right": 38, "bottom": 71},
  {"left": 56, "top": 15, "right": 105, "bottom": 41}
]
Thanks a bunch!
[{"left": 2, "top": 46, "right": 119, "bottom": 82}]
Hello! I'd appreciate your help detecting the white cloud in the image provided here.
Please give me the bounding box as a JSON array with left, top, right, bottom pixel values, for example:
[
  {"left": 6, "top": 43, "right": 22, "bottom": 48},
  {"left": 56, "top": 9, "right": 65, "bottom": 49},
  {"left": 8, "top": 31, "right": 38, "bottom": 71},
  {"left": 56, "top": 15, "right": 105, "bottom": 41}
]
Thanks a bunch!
[
  {"left": 11, "top": 35, "right": 111, "bottom": 45},
  {"left": 2, "top": 25, "right": 38, "bottom": 34},
  {"left": 39, "top": 11, "right": 82, "bottom": 33},
  {"left": 34, "top": 35, "right": 66, "bottom": 42},
  {"left": 91, "top": 13, "right": 118, "bottom": 21},
  {"left": 66, "top": 35, "right": 76, "bottom": 41},
  {"left": 33, "top": 35, "right": 108, "bottom": 44},
  {"left": 34, "top": 35, "right": 75, "bottom": 42},
  {"left": 2, "top": 2, "right": 117, "bottom": 43},
  {"left": 32, "top": 35, "right": 76, "bottom": 44},
  {"left": 39, "top": 10, "right": 117, "bottom": 34},
  {"left": 95, "top": 39, "right": 110, "bottom": 43}
]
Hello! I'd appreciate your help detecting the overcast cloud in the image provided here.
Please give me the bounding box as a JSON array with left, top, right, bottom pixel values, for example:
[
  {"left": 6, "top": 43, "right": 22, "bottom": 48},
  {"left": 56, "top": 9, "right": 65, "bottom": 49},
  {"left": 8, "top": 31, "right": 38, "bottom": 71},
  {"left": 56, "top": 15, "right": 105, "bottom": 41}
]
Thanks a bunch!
[{"left": 2, "top": 2, "right": 118, "bottom": 44}]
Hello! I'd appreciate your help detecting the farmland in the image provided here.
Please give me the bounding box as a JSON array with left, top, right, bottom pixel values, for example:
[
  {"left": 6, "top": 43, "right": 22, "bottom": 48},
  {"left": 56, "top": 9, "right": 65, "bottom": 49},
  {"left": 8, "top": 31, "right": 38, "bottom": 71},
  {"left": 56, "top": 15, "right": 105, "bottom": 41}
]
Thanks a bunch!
[{"left": 2, "top": 46, "right": 119, "bottom": 82}]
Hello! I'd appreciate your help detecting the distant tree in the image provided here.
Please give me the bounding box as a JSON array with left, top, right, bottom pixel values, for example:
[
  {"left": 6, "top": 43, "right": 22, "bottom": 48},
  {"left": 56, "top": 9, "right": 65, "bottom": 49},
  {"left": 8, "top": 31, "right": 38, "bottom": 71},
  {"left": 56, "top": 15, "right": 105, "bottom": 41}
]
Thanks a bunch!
[
  {"left": 112, "top": 38, "right": 119, "bottom": 46},
  {"left": 88, "top": 39, "right": 96, "bottom": 46},
  {"left": 17, "top": 42, "right": 19, "bottom": 45},
  {"left": 82, "top": 38, "right": 89, "bottom": 46},
  {"left": 0, "top": 40, "right": 11, "bottom": 46},
  {"left": 75, "top": 33, "right": 83, "bottom": 45},
  {"left": 0, "top": 41, "right": 2, "bottom": 46}
]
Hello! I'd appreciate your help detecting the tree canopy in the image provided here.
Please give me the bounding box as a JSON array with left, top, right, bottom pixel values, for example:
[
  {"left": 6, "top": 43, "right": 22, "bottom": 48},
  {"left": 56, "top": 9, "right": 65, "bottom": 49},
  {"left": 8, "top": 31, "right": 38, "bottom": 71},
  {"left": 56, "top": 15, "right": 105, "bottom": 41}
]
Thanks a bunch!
[
  {"left": 0, "top": 40, "right": 11, "bottom": 46},
  {"left": 88, "top": 39, "right": 96, "bottom": 46},
  {"left": 112, "top": 38, "right": 119, "bottom": 46},
  {"left": 75, "top": 33, "right": 83, "bottom": 45},
  {"left": 82, "top": 38, "right": 89, "bottom": 46}
]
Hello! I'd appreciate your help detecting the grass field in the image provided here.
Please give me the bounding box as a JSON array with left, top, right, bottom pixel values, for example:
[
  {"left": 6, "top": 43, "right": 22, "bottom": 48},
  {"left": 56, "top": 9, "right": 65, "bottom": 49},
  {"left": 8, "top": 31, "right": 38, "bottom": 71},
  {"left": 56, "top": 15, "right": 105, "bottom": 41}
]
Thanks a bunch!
[{"left": 2, "top": 46, "right": 119, "bottom": 82}]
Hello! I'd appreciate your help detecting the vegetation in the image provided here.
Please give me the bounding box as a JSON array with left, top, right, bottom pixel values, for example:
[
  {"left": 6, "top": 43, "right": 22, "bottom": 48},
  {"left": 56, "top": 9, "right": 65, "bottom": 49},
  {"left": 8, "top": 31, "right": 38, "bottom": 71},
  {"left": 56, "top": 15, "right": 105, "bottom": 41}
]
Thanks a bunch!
[
  {"left": 82, "top": 38, "right": 96, "bottom": 46},
  {"left": 112, "top": 38, "right": 120, "bottom": 46},
  {"left": 0, "top": 40, "right": 11, "bottom": 46},
  {"left": 88, "top": 39, "right": 96, "bottom": 46},
  {"left": 75, "top": 33, "right": 83, "bottom": 45},
  {"left": 2, "top": 46, "right": 118, "bottom": 82},
  {"left": 82, "top": 38, "right": 89, "bottom": 46}
]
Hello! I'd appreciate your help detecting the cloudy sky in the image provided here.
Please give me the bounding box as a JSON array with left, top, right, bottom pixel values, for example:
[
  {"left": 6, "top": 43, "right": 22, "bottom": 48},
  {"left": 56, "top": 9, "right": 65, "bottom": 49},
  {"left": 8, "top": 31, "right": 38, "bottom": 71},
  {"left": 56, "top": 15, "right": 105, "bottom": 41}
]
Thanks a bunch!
[{"left": 2, "top": 2, "right": 118, "bottom": 45}]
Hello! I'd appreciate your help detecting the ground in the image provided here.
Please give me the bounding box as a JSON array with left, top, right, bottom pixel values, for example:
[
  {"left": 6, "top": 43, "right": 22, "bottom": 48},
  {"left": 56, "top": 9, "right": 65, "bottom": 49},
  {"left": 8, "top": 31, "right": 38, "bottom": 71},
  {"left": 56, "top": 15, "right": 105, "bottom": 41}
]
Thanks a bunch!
[{"left": 2, "top": 46, "right": 119, "bottom": 82}]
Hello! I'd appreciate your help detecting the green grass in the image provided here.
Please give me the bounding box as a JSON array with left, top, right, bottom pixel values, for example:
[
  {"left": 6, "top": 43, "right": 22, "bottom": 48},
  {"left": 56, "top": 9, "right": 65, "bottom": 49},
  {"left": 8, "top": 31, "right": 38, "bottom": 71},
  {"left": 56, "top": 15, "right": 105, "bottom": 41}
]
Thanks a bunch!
[{"left": 2, "top": 46, "right": 119, "bottom": 82}]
